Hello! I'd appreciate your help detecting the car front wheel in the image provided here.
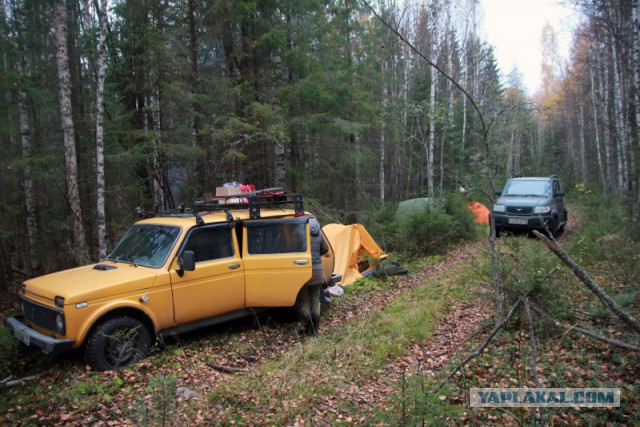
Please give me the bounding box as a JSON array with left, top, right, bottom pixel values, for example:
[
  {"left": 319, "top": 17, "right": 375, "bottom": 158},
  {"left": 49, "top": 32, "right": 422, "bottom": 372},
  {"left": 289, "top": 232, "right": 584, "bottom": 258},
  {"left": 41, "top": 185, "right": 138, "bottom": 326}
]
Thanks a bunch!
[
  {"left": 548, "top": 217, "right": 558, "bottom": 238},
  {"left": 85, "top": 316, "right": 151, "bottom": 371}
]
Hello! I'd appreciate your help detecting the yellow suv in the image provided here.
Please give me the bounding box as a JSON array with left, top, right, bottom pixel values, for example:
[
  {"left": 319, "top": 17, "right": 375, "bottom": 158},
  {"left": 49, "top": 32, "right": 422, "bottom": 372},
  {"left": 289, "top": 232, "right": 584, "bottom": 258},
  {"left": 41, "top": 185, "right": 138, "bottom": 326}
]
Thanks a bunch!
[{"left": 5, "top": 193, "right": 338, "bottom": 371}]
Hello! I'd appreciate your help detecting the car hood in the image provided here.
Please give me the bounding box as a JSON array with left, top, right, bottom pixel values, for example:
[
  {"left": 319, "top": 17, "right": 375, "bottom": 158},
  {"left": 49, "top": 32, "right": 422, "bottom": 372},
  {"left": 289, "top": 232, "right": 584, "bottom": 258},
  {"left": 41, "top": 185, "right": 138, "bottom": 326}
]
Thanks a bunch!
[
  {"left": 23, "top": 262, "right": 158, "bottom": 304},
  {"left": 497, "top": 196, "right": 550, "bottom": 207}
]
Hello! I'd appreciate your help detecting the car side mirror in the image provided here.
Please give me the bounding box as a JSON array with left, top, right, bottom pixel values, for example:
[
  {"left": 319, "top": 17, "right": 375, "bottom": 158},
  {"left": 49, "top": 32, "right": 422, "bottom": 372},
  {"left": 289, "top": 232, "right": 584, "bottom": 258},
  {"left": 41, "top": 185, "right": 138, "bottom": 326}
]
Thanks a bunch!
[
  {"left": 495, "top": 191, "right": 502, "bottom": 196},
  {"left": 177, "top": 250, "right": 196, "bottom": 276},
  {"left": 555, "top": 191, "right": 565, "bottom": 197}
]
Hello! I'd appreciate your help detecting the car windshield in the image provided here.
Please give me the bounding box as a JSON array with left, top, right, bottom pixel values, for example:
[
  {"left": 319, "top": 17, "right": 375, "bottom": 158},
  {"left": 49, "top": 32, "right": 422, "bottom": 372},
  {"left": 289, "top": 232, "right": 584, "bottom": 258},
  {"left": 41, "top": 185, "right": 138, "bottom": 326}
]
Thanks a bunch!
[
  {"left": 107, "top": 224, "right": 181, "bottom": 268},
  {"left": 502, "top": 180, "right": 552, "bottom": 197}
]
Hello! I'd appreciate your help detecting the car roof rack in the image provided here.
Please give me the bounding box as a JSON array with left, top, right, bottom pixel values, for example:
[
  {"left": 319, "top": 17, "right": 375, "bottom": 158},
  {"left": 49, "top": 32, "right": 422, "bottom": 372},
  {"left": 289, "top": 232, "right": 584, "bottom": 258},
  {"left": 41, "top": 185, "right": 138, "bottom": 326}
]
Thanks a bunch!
[
  {"left": 191, "top": 188, "right": 304, "bottom": 219},
  {"left": 549, "top": 174, "right": 558, "bottom": 179}
]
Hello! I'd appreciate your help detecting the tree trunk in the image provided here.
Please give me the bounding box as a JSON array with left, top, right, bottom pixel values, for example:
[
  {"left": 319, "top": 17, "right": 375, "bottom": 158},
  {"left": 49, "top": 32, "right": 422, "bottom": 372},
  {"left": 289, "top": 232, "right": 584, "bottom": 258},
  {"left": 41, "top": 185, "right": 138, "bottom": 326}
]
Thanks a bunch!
[
  {"left": 95, "top": 0, "right": 108, "bottom": 261},
  {"left": 590, "top": 60, "right": 606, "bottom": 191},
  {"left": 274, "top": 138, "right": 286, "bottom": 188},
  {"left": 54, "top": 0, "right": 87, "bottom": 262},
  {"left": 578, "top": 103, "right": 587, "bottom": 182},
  {"left": 380, "top": 61, "right": 387, "bottom": 202},
  {"left": 10, "top": 0, "right": 39, "bottom": 272},
  {"left": 610, "top": 36, "right": 627, "bottom": 192},
  {"left": 599, "top": 49, "right": 614, "bottom": 194},
  {"left": 427, "top": 63, "right": 436, "bottom": 197},
  {"left": 18, "top": 92, "right": 39, "bottom": 272}
]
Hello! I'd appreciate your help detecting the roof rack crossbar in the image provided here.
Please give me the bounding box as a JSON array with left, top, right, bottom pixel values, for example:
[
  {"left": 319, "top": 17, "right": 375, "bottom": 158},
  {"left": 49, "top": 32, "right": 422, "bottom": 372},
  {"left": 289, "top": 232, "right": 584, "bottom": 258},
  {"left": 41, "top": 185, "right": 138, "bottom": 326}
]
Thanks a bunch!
[{"left": 190, "top": 193, "right": 304, "bottom": 219}]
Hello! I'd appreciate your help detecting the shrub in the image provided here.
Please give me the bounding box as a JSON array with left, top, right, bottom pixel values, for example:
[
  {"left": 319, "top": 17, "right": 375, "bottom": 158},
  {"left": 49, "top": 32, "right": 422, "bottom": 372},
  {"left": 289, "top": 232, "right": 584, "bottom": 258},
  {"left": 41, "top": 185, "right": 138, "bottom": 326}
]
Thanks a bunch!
[
  {"left": 494, "top": 236, "right": 571, "bottom": 319},
  {"left": 0, "top": 324, "right": 18, "bottom": 376}
]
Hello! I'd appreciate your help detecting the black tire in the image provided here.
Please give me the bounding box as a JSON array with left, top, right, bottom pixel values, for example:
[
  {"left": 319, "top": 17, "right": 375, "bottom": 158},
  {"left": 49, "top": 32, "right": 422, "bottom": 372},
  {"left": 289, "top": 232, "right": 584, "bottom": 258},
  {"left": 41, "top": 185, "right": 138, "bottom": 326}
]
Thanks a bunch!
[
  {"left": 559, "top": 210, "right": 568, "bottom": 232},
  {"left": 85, "top": 316, "right": 151, "bottom": 371},
  {"left": 548, "top": 217, "right": 558, "bottom": 238}
]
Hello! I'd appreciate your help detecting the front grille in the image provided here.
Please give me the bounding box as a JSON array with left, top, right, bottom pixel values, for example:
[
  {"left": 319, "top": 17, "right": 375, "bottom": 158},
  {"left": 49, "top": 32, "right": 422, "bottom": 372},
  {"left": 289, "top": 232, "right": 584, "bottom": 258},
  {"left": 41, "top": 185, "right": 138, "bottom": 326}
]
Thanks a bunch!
[
  {"left": 20, "top": 296, "right": 59, "bottom": 332},
  {"left": 506, "top": 206, "right": 533, "bottom": 215}
]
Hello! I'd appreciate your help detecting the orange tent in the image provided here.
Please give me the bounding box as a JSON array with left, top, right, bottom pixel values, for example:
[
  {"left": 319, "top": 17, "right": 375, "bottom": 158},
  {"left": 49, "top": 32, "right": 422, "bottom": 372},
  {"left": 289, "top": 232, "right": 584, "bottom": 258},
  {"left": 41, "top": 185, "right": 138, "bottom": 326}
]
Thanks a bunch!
[
  {"left": 322, "top": 224, "right": 388, "bottom": 286},
  {"left": 467, "top": 201, "right": 490, "bottom": 224}
]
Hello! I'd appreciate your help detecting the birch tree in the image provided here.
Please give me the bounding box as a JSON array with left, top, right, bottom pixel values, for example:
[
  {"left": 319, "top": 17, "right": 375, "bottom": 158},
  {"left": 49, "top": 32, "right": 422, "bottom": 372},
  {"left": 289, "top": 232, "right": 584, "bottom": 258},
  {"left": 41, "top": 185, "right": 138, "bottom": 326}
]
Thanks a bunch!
[
  {"left": 7, "top": 0, "right": 39, "bottom": 272},
  {"left": 54, "top": 0, "right": 87, "bottom": 261},
  {"left": 95, "top": 0, "right": 108, "bottom": 261}
]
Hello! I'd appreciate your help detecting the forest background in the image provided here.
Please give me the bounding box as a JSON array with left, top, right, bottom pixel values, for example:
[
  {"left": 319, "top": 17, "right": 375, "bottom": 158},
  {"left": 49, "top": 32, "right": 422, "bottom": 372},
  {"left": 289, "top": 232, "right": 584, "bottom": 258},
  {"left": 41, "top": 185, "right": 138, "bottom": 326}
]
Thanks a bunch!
[{"left": 0, "top": 0, "right": 638, "bottom": 279}]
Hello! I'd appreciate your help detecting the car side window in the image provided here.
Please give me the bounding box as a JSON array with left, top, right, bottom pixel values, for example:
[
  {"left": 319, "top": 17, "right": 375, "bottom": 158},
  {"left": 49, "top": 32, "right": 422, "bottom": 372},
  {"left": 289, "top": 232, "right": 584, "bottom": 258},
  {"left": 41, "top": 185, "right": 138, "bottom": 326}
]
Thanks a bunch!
[
  {"left": 182, "top": 225, "right": 234, "bottom": 263},
  {"left": 246, "top": 218, "right": 308, "bottom": 255},
  {"left": 554, "top": 181, "right": 561, "bottom": 195}
]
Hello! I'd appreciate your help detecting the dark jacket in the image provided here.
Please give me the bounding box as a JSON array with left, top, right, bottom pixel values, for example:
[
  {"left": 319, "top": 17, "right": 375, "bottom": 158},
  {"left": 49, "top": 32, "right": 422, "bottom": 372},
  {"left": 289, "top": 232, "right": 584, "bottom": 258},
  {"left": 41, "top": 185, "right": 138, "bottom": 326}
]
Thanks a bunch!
[{"left": 310, "top": 217, "right": 329, "bottom": 270}]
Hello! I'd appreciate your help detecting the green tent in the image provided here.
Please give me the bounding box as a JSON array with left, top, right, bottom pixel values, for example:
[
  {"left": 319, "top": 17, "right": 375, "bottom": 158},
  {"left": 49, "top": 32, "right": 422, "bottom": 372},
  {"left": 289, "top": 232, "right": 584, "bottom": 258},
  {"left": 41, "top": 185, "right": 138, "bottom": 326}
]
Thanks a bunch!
[{"left": 395, "top": 198, "right": 444, "bottom": 221}]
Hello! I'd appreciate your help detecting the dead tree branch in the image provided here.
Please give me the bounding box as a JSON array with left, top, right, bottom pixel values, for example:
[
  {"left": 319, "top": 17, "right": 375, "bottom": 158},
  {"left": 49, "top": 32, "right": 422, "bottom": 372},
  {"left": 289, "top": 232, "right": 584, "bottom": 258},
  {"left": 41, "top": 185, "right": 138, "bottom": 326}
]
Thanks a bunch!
[
  {"left": 524, "top": 298, "right": 545, "bottom": 427},
  {"left": 1, "top": 371, "right": 48, "bottom": 388},
  {"left": 533, "top": 230, "right": 640, "bottom": 334},
  {"left": 565, "top": 325, "right": 640, "bottom": 352},
  {"left": 206, "top": 362, "right": 250, "bottom": 374},
  {"left": 522, "top": 298, "right": 640, "bottom": 353}
]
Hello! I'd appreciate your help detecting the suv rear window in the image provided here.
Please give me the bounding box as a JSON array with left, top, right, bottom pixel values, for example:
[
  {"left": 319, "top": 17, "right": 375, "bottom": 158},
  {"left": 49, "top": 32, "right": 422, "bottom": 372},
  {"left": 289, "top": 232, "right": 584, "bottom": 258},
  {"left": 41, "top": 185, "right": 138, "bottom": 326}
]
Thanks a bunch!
[{"left": 246, "top": 218, "right": 307, "bottom": 254}]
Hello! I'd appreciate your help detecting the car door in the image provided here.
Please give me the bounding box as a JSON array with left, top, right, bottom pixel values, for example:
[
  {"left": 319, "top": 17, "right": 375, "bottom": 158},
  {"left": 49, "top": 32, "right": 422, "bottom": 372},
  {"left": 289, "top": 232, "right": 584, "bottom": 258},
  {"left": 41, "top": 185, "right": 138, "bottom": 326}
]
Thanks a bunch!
[
  {"left": 242, "top": 217, "right": 312, "bottom": 307},
  {"left": 170, "top": 223, "right": 245, "bottom": 324}
]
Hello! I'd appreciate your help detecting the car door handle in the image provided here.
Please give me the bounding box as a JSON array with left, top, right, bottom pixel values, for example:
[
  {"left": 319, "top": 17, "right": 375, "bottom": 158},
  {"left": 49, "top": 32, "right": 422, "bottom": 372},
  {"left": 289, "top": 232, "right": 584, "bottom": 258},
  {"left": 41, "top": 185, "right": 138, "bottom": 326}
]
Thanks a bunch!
[
  {"left": 294, "top": 260, "right": 309, "bottom": 265},
  {"left": 228, "top": 263, "right": 241, "bottom": 270}
]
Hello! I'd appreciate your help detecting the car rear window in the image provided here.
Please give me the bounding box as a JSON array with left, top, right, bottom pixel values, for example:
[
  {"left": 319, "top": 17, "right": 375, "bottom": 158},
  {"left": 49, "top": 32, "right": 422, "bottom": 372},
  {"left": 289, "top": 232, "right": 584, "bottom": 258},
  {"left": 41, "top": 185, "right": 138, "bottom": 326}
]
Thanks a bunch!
[{"left": 245, "top": 218, "right": 308, "bottom": 254}]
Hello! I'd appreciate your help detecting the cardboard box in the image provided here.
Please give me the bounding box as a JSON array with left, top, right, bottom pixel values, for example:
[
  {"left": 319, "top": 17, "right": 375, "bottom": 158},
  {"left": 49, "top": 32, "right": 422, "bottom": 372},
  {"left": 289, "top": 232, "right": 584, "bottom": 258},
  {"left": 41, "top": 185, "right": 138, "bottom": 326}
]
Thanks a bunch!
[{"left": 216, "top": 186, "right": 241, "bottom": 197}]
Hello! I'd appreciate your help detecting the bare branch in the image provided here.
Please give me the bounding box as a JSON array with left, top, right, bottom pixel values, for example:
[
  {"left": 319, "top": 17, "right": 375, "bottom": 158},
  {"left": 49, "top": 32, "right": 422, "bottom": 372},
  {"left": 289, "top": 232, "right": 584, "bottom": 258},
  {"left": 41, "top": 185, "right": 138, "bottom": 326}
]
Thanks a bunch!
[
  {"left": 1, "top": 371, "right": 48, "bottom": 388},
  {"left": 565, "top": 325, "right": 640, "bottom": 352},
  {"left": 523, "top": 296, "right": 640, "bottom": 353},
  {"left": 206, "top": 362, "right": 250, "bottom": 374},
  {"left": 524, "top": 298, "right": 545, "bottom": 427},
  {"left": 533, "top": 230, "right": 640, "bottom": 334}
]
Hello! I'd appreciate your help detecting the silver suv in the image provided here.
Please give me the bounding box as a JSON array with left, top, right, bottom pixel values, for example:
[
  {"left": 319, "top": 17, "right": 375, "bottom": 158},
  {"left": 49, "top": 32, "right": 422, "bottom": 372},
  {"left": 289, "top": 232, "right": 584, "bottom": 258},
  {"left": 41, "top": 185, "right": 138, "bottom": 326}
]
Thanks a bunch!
[{"left": 493, "top": 175, "right": 567, "bottom": 236}]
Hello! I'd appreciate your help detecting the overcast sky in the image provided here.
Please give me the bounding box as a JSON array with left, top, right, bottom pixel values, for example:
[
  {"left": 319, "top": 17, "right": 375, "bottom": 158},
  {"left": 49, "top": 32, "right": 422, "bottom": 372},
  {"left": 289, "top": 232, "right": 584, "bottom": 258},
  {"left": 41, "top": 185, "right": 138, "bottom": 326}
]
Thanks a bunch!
[{"left": 479, "top": 0, "right": 580, "bottom": 95}]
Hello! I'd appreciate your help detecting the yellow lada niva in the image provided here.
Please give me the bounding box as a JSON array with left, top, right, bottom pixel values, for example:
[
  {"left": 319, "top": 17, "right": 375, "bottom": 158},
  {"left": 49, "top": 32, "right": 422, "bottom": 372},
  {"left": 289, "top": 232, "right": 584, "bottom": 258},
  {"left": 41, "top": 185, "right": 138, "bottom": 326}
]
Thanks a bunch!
[{"left": 5, "top": 193, "right": 338, "bottom": 371}]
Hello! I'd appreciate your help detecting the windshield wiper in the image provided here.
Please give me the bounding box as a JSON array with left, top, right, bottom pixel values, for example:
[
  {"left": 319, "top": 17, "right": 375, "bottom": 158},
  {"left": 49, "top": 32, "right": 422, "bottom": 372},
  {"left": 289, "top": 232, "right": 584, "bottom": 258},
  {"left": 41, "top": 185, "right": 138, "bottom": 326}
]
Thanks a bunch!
[{"left": 110, "top": 256, "right": 137, "bottom": 266}]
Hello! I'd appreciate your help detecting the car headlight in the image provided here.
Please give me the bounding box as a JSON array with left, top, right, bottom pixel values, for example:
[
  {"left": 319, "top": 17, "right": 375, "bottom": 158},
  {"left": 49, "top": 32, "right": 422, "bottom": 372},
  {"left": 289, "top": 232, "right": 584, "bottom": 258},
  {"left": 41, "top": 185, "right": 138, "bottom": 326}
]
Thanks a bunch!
[
  {"left": 493, "top": 205, "right": 506, "bottom": 213},
  {"left": 533, "top": 206, "right": 551, "bottom": 214},
  {"left": 55, "top": 313, "right": 65, "bottom": 334}
]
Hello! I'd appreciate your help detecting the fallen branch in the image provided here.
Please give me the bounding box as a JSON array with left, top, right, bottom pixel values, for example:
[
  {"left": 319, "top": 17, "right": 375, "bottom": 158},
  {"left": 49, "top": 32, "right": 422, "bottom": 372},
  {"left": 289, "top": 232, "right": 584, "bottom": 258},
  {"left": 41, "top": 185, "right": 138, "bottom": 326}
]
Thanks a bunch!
[
  {"left": 1, "top": 371, "right": 47, "bottom": 388},
  {"left": 565, "top": 325, "right": 640, "bottom": 352},
  {"left": 522, "top": 299, "right": 640, "bottom": 353},
  {"left": 206, "top": 362, "right": 250, "bottom": 374},
  {"left": 533, "top": 230, "right": 640, "bottom": 334},
  {"left": 437, "top": 298, "right": 523, "bottom": 390},
  {"left": 524, "top": 298, "right": 545, "bottom": 427}
]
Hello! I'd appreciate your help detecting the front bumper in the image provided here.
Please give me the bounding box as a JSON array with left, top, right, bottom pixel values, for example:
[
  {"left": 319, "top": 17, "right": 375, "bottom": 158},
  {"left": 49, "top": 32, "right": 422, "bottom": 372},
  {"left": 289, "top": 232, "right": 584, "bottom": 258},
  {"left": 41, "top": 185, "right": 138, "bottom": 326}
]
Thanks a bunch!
[
  {"left": 4, "top": 315, "right": 75, "bottom": 355},
  {"left": 494, "top": 213, "right": 552, "bottom": 230}
]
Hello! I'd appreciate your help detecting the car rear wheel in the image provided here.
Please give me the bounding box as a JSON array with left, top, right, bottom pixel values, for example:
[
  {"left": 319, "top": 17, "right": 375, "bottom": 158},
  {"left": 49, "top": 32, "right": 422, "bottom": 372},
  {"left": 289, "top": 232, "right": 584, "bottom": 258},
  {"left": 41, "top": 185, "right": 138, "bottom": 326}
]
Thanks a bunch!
[{"left": 85, "top": 316, "right": 151, "bottom": 371}]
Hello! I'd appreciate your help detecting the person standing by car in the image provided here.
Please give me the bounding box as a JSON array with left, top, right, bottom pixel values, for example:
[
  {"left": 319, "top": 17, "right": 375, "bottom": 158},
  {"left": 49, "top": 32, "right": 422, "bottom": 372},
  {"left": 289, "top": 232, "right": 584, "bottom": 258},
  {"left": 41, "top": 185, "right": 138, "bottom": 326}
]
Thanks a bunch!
[{"left": 295, "top": 216, "right": 329, "bottom": 336}]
